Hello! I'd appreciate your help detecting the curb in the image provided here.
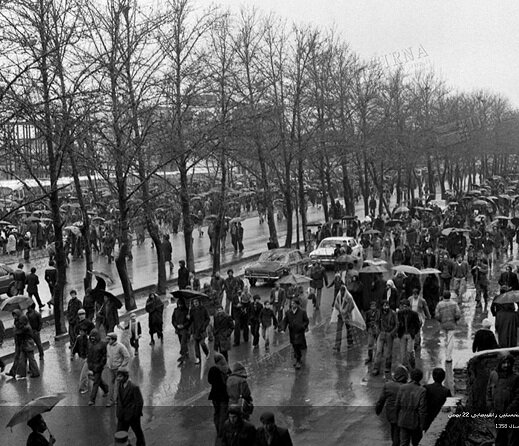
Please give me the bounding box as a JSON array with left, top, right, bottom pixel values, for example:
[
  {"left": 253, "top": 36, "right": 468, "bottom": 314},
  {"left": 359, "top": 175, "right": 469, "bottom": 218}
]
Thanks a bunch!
[
  {"left": 2, "top": 252, "right": 259, "bottom": 340},
  {"left": 0, "top": 340, "right": 51, "bottom": 364}
]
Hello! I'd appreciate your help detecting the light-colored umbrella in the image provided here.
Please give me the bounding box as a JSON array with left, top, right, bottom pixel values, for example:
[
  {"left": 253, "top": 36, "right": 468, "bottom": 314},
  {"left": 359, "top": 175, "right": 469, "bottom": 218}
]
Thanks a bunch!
[
  {"left": 89, "top": 270, "right": 114, "bottom": 283},
  {"left": 359, "top": 265, "right": 387, "bottom": 274},
  {"left": 493, "top": 291, "right": 519, "bottom": 305},
  {"left": 420, "top": 268, "right": 441, "bottom": 275},
  {"left": 64, "top": 226, "right": 81, "bottom": 236},
  {"left": 394, "top": 206, "right": 409, "bottom": 214},
  {"left": 392, "top": 265, "right": 421, "bottom": 275},
  {"left": 276, "top": 273, "right": 311, "bottom": 285},
  {"left": 6, "top": 393, "right": 66, "bottom": 428},
  {"left": 0, "top": 296, "right": 34, "bottom": 312}
]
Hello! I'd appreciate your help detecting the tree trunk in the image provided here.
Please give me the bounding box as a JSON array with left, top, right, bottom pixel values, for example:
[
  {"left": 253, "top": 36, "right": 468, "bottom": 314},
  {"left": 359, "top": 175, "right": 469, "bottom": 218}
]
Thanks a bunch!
[
  {"left": 427, "top": 155, "right": 435, "bottom": 199},
  {"left": 297, "top": 158, "right": 308, "bottom": 251},
  {"left": 341, "top": 158, "right": 354, "bottom": 215},
  {"left": 179, "top": 163, "right": 195, "bottom": 272}
]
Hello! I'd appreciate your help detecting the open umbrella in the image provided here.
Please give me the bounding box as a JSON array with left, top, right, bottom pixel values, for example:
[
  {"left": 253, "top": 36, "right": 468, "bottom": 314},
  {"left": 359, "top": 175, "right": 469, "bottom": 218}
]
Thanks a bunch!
[
  {"left": 230, "top": 217, "right": 244, "bottom": 223},
  {"left": 64, "top": 226, "right": 81, "bottom": 236},
  {"left": 336, "top": 254, "right": 359, "bottom": 264},
  {"left": 505, "top": 260, "right": 519, "bottom": 268},
  {"left": 276, "top": 273, "right": 311, "bottom": 285},
  {"left": 441, "top": 227, "right": 469, "bottom": 236},
  {"left": 92, "top": 216, "right": 105, "bottom": 224},
  {"left": 493, "top": 291, "right": 519, "bottom": 305},
  {"left": 205, "top": 214, "right": 218, "bottom": 221},
  {"left": 89, "top": 270, "right": 114, "bottom": 283},
  {"left": 6, "top": 393, "right": 66, "bottom": 429},
  {"left": 392, "top": 265, "right": 421, "bottom": 275},
  {"left": 171, "top": 289, "right": 211, "bottom": 306},
  {"left": 40, "top": 218, "right": 53, "bottom": 223},
  {"left": 363, "top": 258, "right": 388, "bottom": 266},
  {"left": 420, "top": 268, "right": 441, "bottom": 275},
  {"left": 26, "top": 216, "right": 40, "bottom": 223},
  {"left": 359, "top": 265, "right": 387, "bottom": 274},
  {"left": 386, "top": 219, "right": 403, "bottom": 227},
  {"left": 393, "top": 206, "right": 409, "bottom": 214},
  {"left": 472, "top": 199, "right": 489, "bottom": 207},
  {"left": 363, "top": 229, "right": 381, "bottom": 235},
  {"left": 0, "top": 220, "right": 12, "bottom": 225},
  {"left": 0, "top": 296, "right": 34, "bottom": 312}
]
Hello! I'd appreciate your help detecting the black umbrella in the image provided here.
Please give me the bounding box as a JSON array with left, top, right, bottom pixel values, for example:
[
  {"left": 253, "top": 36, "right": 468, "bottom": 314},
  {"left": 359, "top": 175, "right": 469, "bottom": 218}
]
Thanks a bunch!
[{"left": 171, "top": 289, "right": 211, "bottom": 306}]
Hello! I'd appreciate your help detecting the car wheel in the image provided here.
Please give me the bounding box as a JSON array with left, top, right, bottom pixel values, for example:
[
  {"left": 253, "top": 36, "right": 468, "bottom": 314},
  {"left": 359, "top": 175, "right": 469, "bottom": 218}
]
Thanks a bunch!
[
  {"left": 248, "top": 278, "right": 257, "bottom": 287},
  {"left": 7, "top": 283, "right": 18, "bottom": 297}
]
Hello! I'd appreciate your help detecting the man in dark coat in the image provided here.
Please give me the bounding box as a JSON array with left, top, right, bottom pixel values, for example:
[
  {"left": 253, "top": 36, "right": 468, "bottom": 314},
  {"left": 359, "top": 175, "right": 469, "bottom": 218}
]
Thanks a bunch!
[
  {"left": 498, "top": 265, "right": 519, "bottom": 291},
  {"left": 145, "top": 293, "right": 164, "bottom": 345},
  {"left": 472, "top": 318, "right": 499, "bottom": 352},
  {"left": 116, "top": 367, "right": 145, "bottom": 446},
  {"left": 424, "top": 367, "right": 452, "bottom": 431},
  {"left": 224, "top": 269, "right": 243, "bottom": 314},
  {"left": 13, "top": 262, "right": 26, "bottom": 295},
  {"left": 44, "top": 260, "right": 57, "bottom": 307},
  {"left": 396, "top": 368, "right": 427, "bottom": 446},
  {"left": 397, "top": 299, "right": 421, "bottom": 370},
  {"left": 221, "top": 406, "right": 256, "bottom": 446},
  {"left": 178, "top": 260, "right": 190, "bottom": 289},
  {"left": 189, "top": 297, "right": 210, "bottom": 364},
  {"left": 67, "top": 289, "right": 83, "bottom": 348},
  {"left": 281, "top": 298, "right": 309, "bottom": 369},
  {"left": 376, "top": 366, "right": 409, "bottom": 446},
  {"left": 26, "top": 267, "right": 44, "bottom": 309},
  {"left": 26, "top": 415, "right": 56, "bottom": 446},
  {"left": 309, "top": 261, "right": 328, "bottom": 310},
  {"left": 255, "top": 411, "right": 293, "bottom": 446},
  {"left": 172, "top": 298, "right": 191, "bottom": 364},
  {"left": 213, "top": 305, "right": 234, "bottom": 362},
  {"left": 162, "top": 234, "right": 173, "bottom": 274},
  {"left": 437, "top": 254, "right": 453, "bottom": 296},
  {"left": 12, "top": 309, "right": 40, "bottom": 378},
  {"left": 26, "top": 303, "right": 44, "bottom": 359},
  {"left": 249, "top": 295, "right": 263, "bottom": 348},
  {"left": 269, "top": 283, "right": 286, "bottom": 328},
  {"left": 87, "top": 328, "right": 108, "bottom": 405}
]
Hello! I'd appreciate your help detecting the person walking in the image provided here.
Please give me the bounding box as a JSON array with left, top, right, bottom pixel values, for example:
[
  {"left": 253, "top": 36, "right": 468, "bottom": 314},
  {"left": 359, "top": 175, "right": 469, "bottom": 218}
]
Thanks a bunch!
[
  {"left": 332, "top": 285, "right": 355, "bottom": 353},
  {"left": 224, "top": 269, "right": 243, "bottom": 314},
  {"left": 423, "top": 367, "right": 452, "bottom": 431},
  {"left": 451, "top": 254, "right": 469, "bottom": 298},
  {"left": 26, "top": 414, "right": 56, "bottom": 446},
  {"left": 72, "top": 309, "right": 95, "bottom": 394},
  {"left": 26, "top": 303, "right": 44, "bottom": 360},
  {"left": 249, "top": 295, "right": 263, "bottom": 348},
  {"left": 233, "top": 290, "right": 251, "bottom": 346},
  {"left": 395, "top": 368, "right": 427, "bottom": 446},
  {"left": 87, "top": 329, "right": 109, "bottom": 406},
  {"left": 237, "top": 222, "right": 244, "bottom": 252},
  {"left": 260, "top": 301, "right": 278, "bottom": 351},
  {"left": 177, "top": 260, "right": 190, "bottom": 289},
  {"left": 472, "top": 318, "right": 499, "bottom": 352},
  {"left": 67, "top": 290, "right": 83, "bottom": 348},
  {"left": 128, "top": 313, "right": 142, "bottom": 356},
  {"left": 106, "top": 332, "right": 130, "bottom": 407},
  {"left": 281, "top": 298, "right": 309, "bottom": 369},
  {"left": 12, "top": 309, "right": 40, "bottom": 379},
  {"left": 492, "top": 291, "right": 518, "bottom": 348},
  {"left": 13, "top": 263, "right": 26, "bottom": 295},
  {"left": 434, "top": 291, "right": 461, "bottom": 363},
  {"left": 372, "top": 300, "right": 398, "bottom": 377},
  {"left": 409, "top": 288, "right": 431, "bottom": 351},
  {"left": 172, "top": 298, "right": 191, "bottom": 364},
  {"left": 269, "top": 283, "right": 286, "bottom": 331},
  {"left": 437, "top": 254, "right": 453, "bottom": 295},
  {"left": 162, "top": 234, "right": 174, "bottom": 274},
  {"left": 208, "top": 352, "right": 231, "bottom": 441},
  {"left": 227, "top": 362, "right": 253, "bottom": 420},
  {"left": 26, "top": 267, "right": 44, "bottom": 310},
  {"left": 44, "top": 260, "right": 57, "bottom": 308},
  {"left": 255, "top": 411, "right": 293, "bottom": 446},
  {"left": 472, "top": 256, "right": 489, "bottom": 310},
  {"left": 309, "top": 260, "right": 328, "bottom": 310},
  {"left": 213, "top": 305, "right": 234, "bottom": 362},
  {"left": 375, "top": 366, "right": 409, "bottom": 446},
  {"left": 145, "top": 293, "right": 164, "bottom": 345},
  {"left": 397, "top": 299, "right": 421, "bottom": 369},
  {"left": 189, "top": 297, "right": 210, "bottom": 364},
  {"left": 116, "top": 367, "right": 146, "bottom": 446},
  {"left": 210, "top": 272, "right": 225, "bottom": 304},
  {"left": 220, "top": 406, "right": 256, "bottom": 446}
]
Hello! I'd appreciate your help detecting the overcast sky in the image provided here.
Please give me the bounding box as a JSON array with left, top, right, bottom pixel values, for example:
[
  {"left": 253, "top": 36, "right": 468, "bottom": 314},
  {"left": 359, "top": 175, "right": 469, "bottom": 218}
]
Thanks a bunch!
[{"left": 216, "top": 0, "right": 519, "bottom": 107}]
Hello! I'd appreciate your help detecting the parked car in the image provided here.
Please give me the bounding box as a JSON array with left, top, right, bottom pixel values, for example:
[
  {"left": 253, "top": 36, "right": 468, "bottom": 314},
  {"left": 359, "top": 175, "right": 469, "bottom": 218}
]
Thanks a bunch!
[
  {"left": 244, "top": 248, "right": 308, "bottom": 287},
  {"left": 309, "top": 236, "right": 363, "bottom": 266},
  {"left": 0, "top": 264, "right": 17, "bottom": 297}
]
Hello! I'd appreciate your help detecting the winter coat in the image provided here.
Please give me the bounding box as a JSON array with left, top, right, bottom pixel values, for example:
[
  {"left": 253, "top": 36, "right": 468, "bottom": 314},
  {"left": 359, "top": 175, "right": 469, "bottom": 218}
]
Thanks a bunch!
[
  {"left": 396, "top": 382, "right": 427, "bottom": 430},
  {"left": 486, "top": 355, "right": 519, "bottom": 414},
  {"left": 494, "top": 304, "right": 518, "bottom": 348},
  {"left": 82, "top": 291, "right": 96, "bottom": 320},
  {"left": 255, "top": 426, "right": 293, "bottom": 446},
  {"left": 14, "top": 314, "right": 34, "bottom": 352},
  {"left": 260, "top": 307, "right": 278, "bottom": 328},
  {"left": 227, "top": 362, "right": 252, "bottom": 406},
  {"left": 281, "top": 308, "right": 309, "bottom": 348},
  {"left": 72, "top": 333, "right": 89, "bottom": 358},
  {"left": 67, "top": 297, "right": 83, "bottom": 325},
  {"left": 249, "top": 302, "right": 263, "bottom": 324},
  {"left": 376, "top": 309, "right": 398, "bottom": 337},
  {"left": 397, "top": 309, "right": 421, "bottom": 338},
  {"left": 178, "top": 266, "right": 190, "bottom": 289},
  {"left": 213, "top": 311, "right": 234, "bottom": 351},
  {"left": 86, "top": 329, "right": 107, "bottom": 373},
  {"left": 221, "top": 418, "right": 256, "bottom": 446},
  {"left": 25, "top": 272, "right": 39, "bottom": 294},
  {"left": 269, "top": 288, "right": 286, "bottom": 306},
  {"left": 172, "top": 305, "right": 191, "bottom": 333},
  {"left": 498, "top": 271, "right": 519, "bottom": 291},
  {"left": 106, "top": 341, "right": 130, "bottom": 370},
  {"left": 77, "top": 318, "right": 95, "bottom": 336},
  {"left": 26, "top": 309, "right": 43, "bottom": 332},
  {"left": 208, "top": 365, "right": 229, "bottom": 402},
  {"left": 472, "top": 328, "right": 499, "bottom": 352},
  {"left": 116, "top": 380, "right": 144, "bottom": 422},
  {"left": 424, "top": 382, "right": 452, "bottom": 430},
  {"left": 145, "top": 295, "right": 164, "bottom": 334},
  {"left": 435, "top": 299, "right": 461, "bottom": 331},
  {"left": 309, "top": 265, "right": 328, "bottom": 289},
  {"left": 376, "top": 381, "right": 406, "bottom": 423},
  {"left": 189, "top": 305, "right": 210, "bottom": 340}
]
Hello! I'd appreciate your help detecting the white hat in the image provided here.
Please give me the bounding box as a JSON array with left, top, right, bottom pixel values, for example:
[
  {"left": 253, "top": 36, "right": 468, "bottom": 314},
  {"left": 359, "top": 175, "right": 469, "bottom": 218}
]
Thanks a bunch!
[{"left": 482, "top": 318, "right": 492, "bottom": 328}]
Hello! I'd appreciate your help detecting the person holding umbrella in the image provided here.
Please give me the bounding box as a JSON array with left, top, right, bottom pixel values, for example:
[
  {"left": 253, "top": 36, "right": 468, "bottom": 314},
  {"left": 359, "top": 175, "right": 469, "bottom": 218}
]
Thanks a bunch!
[
  {"left": 172, "top": 298, "right": 191, "bottom": 364},
  {"left": 26, "top": 414, "right": 56, "bottom": 445}
]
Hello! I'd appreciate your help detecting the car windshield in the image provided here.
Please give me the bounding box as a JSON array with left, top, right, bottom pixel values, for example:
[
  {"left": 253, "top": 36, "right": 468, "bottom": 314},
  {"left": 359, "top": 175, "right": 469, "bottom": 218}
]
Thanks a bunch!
[
  {"left": 319, "top": 240, "right": 346, "bottom": 249},
  {"left": 258, "top": 252, "right": 288, "bottom": 263}
]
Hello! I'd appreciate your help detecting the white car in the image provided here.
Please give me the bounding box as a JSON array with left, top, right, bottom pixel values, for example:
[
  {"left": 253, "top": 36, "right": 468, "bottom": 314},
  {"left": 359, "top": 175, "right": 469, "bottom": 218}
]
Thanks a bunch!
[{"left": 309, "top": 236, "right": 363, "bottom": 266}]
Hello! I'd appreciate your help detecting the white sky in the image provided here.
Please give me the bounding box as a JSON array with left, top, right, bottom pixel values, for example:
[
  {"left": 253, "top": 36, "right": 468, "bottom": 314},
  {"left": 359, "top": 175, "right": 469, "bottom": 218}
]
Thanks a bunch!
[{"left": 215, "top": 0, "right": 519, "bottom": 107}]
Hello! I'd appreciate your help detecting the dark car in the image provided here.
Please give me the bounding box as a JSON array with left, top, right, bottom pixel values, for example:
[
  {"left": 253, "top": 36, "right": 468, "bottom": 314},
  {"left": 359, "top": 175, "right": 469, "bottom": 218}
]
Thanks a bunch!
[
  {"left": 244, "top": 248, "right": 308, "bottom": 287},
  {"left": 0, "top": 264, "right": 17, "bottom": 297}
]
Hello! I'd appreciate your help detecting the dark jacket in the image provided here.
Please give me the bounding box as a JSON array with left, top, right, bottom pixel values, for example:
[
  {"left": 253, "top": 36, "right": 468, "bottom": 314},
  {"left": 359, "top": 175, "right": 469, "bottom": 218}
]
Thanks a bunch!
[
  {"left": 260, "top": 307, "right": 278, "bottom": 328},
  {"left": 86, "top": 329, "right": 107, "bottom": 373},
  {"left": 424, "top": 382, "right": 452, "bottom": 430},
  {"left": 26, "top": 432, "right": 51, "bottom": 446},
  {"left": 255, "top": 426, "right": 293, "bottom": 446},
  {"left": 178, "top": 266, "right": 190, "bottom": 289},
  {"left": 396, "top": 382, "right": 427, "bottom": 430},
  {"left": 227, "top": 362, "right": 252, "bottom": 406},
  {"left": 172, "top": 305, "right": 191, "bottom": 333},
  {"left": 189, "top": 305, "right": 210, "bottom": 339},
  {"left": 281, "top": 308, "right": 309, "bottom": 348},
  {"left": 44, "top": 267, "right": 57, "bottom": 286},
  {"left": 249, "top": 302, "right": 263, "bottom": 324},
  {"left": 116, "top": 380, "right": 144, "bottom": 422},
  {"left": 486, "top": 355, "right": 519, "bottom": 414},
  {"left": 77, "top": 318, "right": 95, "bottom": 336},
  {"left": 72, "top": 333, "right": 89, "bottom": 358},
  {"left": 25, "top": 272, "right": 40, "bottom": 294},
  {"left": 309, "top": 265, "right": 328, "bottom": 289},
  {"left": 472, "top": 328, "right": 499, "bottom": 353},
  {"left": 26, "top": 309, "right": 43, "bottom": 332},
  {"left": 498, "top": 271, "right": 519, "bottom": 291},
  {"left": 397, "top": 309, "right": 421, "bottom": 338},
  {"left": 269, "top": 288, "right": 286, "bottom": 306},
  {"left": 145, "top": 295, "right": 164, "bottom": 334},
  {"left": 213, "top": 311, "right": 234, "bottom": 351},
  {"left": 67, "top": 297, "right": 83, "bottom": 325},
  {"left": 208, "top": 366, "right": 229, "bottom": 402},
  {"left": 221, "top": 418, "right": 256, "bottom": 446},
  {"left": 376, "top": 370, "right": 408, "bottom": 424}
]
